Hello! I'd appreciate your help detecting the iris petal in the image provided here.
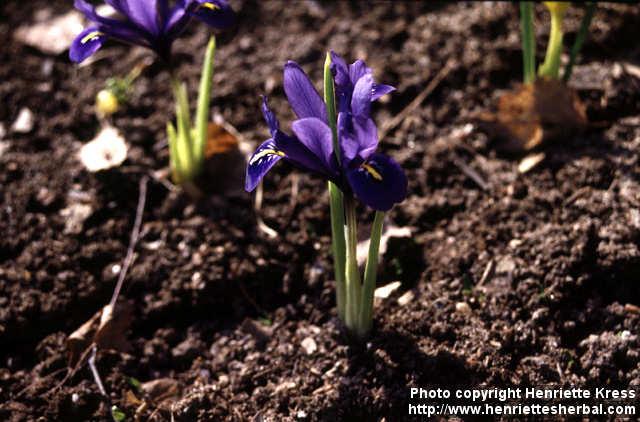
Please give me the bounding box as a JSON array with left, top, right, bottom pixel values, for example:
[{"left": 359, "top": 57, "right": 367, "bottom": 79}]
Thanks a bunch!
[
  {"left": 261, "top": 96, "right": 279, "bottom": 137},
  {"left": 245, "top": 139, "right": 285, "bottom": 192},
  {"left": 74, "top": 0, "right": 148, "bottom": 44},
  {"left": 349, "top": 60, "right": 370, "bottom": 83},
  {"left": 372, "top": 84, "right": 395, "bottom": 101},
  {"left": 283, "top": 61, "right": 327, "bottom": 121},
  {"left": 291, "top": 118, "right": 337, "bottom": 175},
  {"left": 165, "top": 1, "right": 189, "bottom": 36},
  {"left": 274, "top": 130, "right": 335, "bottom": 180},
  {"left": 337, "top": 112, "right": 378, "bottom": 164},
  {"left": 346, "top": 153, "right": 407, "bottom": 211},
  {"left": 329, "top": 51, "right": 350, "bottom": 90},
  {"left": 351, "top": 73, "right": 373, "bottom": 118},
  {"left": 190, "top": 0, "right": 235, "bottom": 29},
  {"left": 122, "top": 0, "right": 160, "bottom": 34},
  {"left": 69, "top": 27, "right": 107, "bottom": 62}
]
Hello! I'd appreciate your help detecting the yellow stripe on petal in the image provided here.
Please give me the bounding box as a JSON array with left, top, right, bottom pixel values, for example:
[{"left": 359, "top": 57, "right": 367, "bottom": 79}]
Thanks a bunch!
[
  {"left": 249, "top": 149, "right": 285, "bottom": 165},
  {"left": 81, "top": 31, "right": 104, "bottom": 44},
  {"left": 361, "top": 163, "right": 383, "bottom": 181},
  {"left": 199, "top": 2, "right": 220, "bottom": 10}
]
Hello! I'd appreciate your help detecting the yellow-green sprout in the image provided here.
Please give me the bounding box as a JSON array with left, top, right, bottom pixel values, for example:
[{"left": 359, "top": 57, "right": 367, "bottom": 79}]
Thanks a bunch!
[{"left": 538, "top": 2, "right": 570, "bottom": 79}]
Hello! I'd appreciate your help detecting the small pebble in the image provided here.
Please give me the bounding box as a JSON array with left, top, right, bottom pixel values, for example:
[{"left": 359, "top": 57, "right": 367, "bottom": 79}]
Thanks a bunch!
[
  {"left": 397, "top": 290, "right": 414, "bottom": 306},
  {"left": 374, "top": 281, "right": 401, "bottom": 299},
  {"left": 11, "top": 108, "right": 35, "bottom": 133},
  {"left": 455, "top": 302, "right": 471, "bottom": 314},
  {"left": 301, "top": 337, "right": 317, "bottom": 355}
]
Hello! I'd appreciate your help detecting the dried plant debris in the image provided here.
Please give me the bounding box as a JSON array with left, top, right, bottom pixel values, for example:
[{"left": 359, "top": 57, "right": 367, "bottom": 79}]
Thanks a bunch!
[
  {"left": 199, "top": 122, "right": 247, "bottom": 196},
  {"left": 66, "top": 302, "right": 133, "bottom": 367},
  {"left": 476, "top": 78, "right": 587, "bottom": 153},
  {"left": 78, "top": 125, "right": 128, "bottom": 172},
  {"left": 14, "top": 10, "right": 84, "bottom": 55}
]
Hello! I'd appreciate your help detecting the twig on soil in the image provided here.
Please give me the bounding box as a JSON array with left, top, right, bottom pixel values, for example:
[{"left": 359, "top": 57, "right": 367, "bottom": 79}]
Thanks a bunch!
[
  {"left": 88, "top": 344, "right": 107, "bottom": 397},
  {"left": 379, "top": 58, "right": 454, "bottom": 140},
  {"left": 478, "top": 259, "right": 495, "bottom": 286},
  {"left": 109, "top": 175, "right": 148, "bottom": 308},
  {"left": 254, "top": 182, "right": 279, "bottom": 239},
  {"left": 49, "top": 343, "right": 94, "bottom": 396},
  {"left": 48, "top": 176, "right": 148, "bottom": 397},
  {"left": 452, "top": 153, "right": 490, "bottom": 191}
]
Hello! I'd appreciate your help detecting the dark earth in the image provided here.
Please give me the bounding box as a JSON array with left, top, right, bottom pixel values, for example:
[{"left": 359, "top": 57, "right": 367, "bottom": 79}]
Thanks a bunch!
[{"left": 1, "top": 1, "right": 640, "bottom": 420}]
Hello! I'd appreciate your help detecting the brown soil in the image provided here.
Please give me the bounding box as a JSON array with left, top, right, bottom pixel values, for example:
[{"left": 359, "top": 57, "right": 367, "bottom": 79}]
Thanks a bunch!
[{"left": 1, "top": 1, "right": 639, "bottom": 421}]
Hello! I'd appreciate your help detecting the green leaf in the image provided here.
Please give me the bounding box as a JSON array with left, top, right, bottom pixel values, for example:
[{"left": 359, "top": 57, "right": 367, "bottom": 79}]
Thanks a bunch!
[
  {"left": 173, "top": 80, "right": 194, "bottom": 183},
  {"left": 563, "top": 3, "right": 596, "bottom": 82},
  {"left": 328, "top": 181, "right": 346, "bottom": 320},
  {"left": 194, "top": 36, "right": 216, "bottom": 173},
  {"left": 358, "top": 210, "right": 385, "bottom": 337},
  {"left": 127, "top": 377, "right": 142, "bottom": 392},
  {"left": 111, "top": 405, "right": 126, "bottom": 422},
  {"left": 167, "top": 122, "right": 180, "bottom": 181},
  {"left": 520, "top": 2, "right": 536, "bottom": 84}
]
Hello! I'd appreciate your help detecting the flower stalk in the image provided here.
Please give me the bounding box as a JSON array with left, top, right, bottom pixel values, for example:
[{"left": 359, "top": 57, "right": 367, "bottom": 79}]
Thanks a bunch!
[
  {"left": 324, "top": 53, "right": 347, "bottom": 321},
  {"left": 539, "top": 2, "right": 569, "bottom": 80}
]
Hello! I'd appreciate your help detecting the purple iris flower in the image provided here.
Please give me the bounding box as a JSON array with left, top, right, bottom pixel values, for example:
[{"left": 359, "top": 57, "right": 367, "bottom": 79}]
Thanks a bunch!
[
  {"left": 245, "top": 54, "right": 407, "bottom": 212},
  {"left": 69, "top": 0, "right": 234, "bottom": 63}
]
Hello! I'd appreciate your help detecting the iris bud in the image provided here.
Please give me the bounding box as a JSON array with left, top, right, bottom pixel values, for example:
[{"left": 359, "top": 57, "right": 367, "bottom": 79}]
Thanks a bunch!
[
  {"left": 543, "top": 2, "right": 570, "bottom": 16},
  {"left": 96, "top": 89, "right": 119, "bottom": 116}
]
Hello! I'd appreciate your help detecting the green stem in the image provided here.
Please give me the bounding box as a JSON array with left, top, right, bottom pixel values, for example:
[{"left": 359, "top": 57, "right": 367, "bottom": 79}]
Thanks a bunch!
[
  {"left": 357, "top": 211, "right": 385, "bottom": 338},
  {"left": 520, "top": 2, "right": 536, "bottom": 84},
  {"left": 539, "top": 10, "right": 564, "bottom": 79},
  {"left": 323, "top": 52, "right": 347, "bottom": 321},
  {"left": 344, "top": 197, "right": 361, "bottom": 330},
  {"left": 329, "top": 181, "right": 346, "bottom": 319},
  {"left": 194, "top": 36, "right": 216, "bottom": 171},
  {"left": 563, "top": 3, "right": 595, "bottom": 83}
]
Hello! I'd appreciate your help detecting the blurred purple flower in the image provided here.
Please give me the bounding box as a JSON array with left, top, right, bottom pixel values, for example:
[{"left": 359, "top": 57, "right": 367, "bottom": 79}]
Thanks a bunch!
[
  {"left": 246, "top": 54, "right": 406, "bottom": 212},
  {"left": 69, "top": 0, "right": 234, "bottom": 63}
]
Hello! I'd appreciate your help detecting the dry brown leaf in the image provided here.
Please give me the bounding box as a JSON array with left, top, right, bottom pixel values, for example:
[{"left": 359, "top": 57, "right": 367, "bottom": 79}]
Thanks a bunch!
[
  {"left": 141, "top": 378, "right": 181, "bottom": 405},
  {"left": 205, "top": 122, "right": 239, "bottom": 157},
  {"left": 475, "top": 78, "right": 587, "bottom": 153},
  {"left": 65, "top": 302, "right": 133, "bottom": 367},
  {"left": 94, "top": 303, "right": 133, "bottom": 352},
  {"left": 124, "top": 390, "right": 143, "bottom": 407},
  {"left": 66, "top": 310, "right": 101, "bottom": 366},
  {"left": 198, "top": 122, "right": 246, "bottom": 196}
]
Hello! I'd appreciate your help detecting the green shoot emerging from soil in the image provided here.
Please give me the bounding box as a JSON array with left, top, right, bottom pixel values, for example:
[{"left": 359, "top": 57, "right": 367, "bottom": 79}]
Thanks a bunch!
[
  {"left": 70, "top": 0, "right": 234, "bottom": 189},
  {"left": 167, "top": 36, "right": 216, "bottom": 187},
  {"left": 520, "top": 2, "right": 596, "bottom": 83}
]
